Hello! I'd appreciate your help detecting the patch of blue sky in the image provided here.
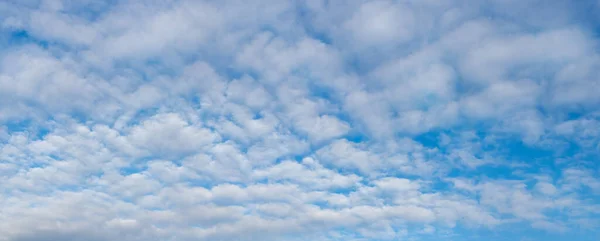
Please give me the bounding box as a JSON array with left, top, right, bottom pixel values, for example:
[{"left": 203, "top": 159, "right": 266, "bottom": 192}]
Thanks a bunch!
[{"left": 0, "top": 30, "right": 48, "bottom": 50}]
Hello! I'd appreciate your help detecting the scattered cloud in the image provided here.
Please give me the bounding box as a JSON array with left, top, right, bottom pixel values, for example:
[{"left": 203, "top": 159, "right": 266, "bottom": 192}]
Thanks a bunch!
[{"left": 1, "top": 0, "right": 600, "bottom": 241}]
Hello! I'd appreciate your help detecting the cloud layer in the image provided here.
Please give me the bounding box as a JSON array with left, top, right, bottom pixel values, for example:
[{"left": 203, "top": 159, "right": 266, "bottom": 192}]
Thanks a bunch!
[{"left": 1, "top": 0, "right": 600, "bottom": 240}]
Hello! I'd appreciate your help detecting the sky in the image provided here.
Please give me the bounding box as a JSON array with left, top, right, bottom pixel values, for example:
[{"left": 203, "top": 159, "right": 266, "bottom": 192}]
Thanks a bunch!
[{"left": 0, "top": 0, "right": 600, "bottom": 240}]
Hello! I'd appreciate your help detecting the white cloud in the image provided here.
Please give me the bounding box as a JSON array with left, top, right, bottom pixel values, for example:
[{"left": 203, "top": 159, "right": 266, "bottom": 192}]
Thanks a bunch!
[
  {"left": 252, "top": 157, "right": 362, "bottom": 190},
  {"left": 344, "top": 1, "right": 415, "bottom": 46},
  {"left": 0, "top": 46, "right": 103, "bottom": 120},
  {"left": 459, "top": 29, "right": 590, "bottom": 84},
  {"left": 295, "top": 115, "right": 350, "bottom": 142},
  {"left": 127, "top": 113, "right": 220, "bottom": 157},
  {"left": 316, "top": 139, "right": 381, "bottom": 174}
]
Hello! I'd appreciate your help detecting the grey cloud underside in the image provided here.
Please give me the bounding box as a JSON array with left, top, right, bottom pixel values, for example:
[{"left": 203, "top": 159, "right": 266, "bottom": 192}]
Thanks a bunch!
[{"left": 1, "top": 0, "right": 600, "bottom": 241}]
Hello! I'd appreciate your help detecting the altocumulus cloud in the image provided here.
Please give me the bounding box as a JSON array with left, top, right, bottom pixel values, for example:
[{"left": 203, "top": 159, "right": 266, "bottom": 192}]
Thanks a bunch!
[{"left": 1, "top": 0, "right": 600, "bottom": 240}]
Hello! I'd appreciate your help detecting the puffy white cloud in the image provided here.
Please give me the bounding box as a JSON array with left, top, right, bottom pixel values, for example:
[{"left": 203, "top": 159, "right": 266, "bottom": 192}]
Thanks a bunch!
[
  {"left": 127, "top": 113, "right": 220, "bottom": 157},
  {"left": 252, "top": 157, "right": 362, "bottom": 190},
  {"left": 344, "top": 0, "right": 415, "bottom": 46}
]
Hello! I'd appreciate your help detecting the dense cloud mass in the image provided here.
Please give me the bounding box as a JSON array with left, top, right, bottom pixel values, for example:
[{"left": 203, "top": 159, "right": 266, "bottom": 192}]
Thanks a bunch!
[{"left": 1, "top": 0, "right": 600, "bottom": 240}]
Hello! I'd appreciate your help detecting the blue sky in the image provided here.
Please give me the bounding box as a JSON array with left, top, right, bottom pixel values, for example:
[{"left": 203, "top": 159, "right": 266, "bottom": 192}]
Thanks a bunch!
[{"left": 1, "top": 0, "right": 600, "bottom": 240}]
